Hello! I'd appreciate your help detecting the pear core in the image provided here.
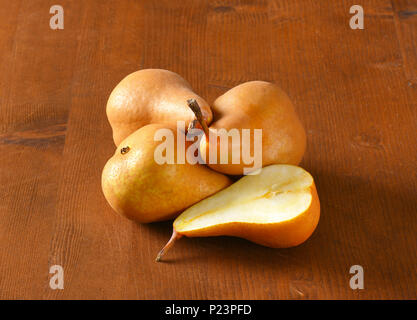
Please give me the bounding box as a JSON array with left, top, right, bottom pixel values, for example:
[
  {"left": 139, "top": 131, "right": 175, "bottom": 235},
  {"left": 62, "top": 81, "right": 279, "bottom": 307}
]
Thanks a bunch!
[{"left": 174, "top": 165, "right": 314, "bottom": 231}]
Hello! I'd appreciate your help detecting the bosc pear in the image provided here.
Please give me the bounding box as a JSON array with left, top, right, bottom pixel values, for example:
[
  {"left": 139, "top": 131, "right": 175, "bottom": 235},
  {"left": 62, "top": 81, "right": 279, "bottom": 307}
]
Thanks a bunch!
[
  {"left": 188, "top": 81, "right": 306, "bottom": 175},
  {"left": 107, "top": 69, "right": 213, "bottom": 146},
  {"left": 156, "top": 165, "right": 320, "bottom": 261},
  {"left": 102, "top": 124, "right": 232, "bottom": 223}
]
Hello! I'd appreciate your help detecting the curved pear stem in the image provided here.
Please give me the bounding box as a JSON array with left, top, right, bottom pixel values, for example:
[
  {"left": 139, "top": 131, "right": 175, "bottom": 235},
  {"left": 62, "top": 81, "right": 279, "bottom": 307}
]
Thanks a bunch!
[
  {"left": 187, "top": 99, "right": 210, "bottom": 138},
  {"left": 155, "top": 229, "right": 183, "bottom": 262}
]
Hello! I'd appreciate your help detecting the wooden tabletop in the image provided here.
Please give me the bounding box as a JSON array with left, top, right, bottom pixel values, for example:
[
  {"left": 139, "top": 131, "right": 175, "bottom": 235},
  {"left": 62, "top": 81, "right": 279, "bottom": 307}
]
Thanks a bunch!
[{"left": 1, "top": 0, "right": 416, "bottom": 300}]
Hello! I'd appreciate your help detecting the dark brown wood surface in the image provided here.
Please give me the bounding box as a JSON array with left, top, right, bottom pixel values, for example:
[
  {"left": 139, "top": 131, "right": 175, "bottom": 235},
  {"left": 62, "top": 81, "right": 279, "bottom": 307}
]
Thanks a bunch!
[{"left": 0, "top": 0, "right": 416, "bottom": 299}]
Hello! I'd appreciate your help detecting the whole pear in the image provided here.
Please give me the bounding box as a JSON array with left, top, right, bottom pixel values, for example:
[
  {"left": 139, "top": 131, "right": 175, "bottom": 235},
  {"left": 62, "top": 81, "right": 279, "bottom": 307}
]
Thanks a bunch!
[
  {"left": 106, "top": 69, "right": 212, "bottom": 146},
  {"left": 102, "top": 124, "right": 232, "bottom": 223},
  {"left": 191, "top": 81, "right": 306, "bottom": 175}
]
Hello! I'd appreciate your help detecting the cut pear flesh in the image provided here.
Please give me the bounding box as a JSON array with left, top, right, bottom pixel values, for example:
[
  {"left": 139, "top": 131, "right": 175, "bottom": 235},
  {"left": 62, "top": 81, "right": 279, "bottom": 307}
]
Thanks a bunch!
[
  {"left": 156, "top": 165, "right": 320, "bottom": 261},
  {"left": 175, "top": 165, "right": 314, "bottom": 231}
]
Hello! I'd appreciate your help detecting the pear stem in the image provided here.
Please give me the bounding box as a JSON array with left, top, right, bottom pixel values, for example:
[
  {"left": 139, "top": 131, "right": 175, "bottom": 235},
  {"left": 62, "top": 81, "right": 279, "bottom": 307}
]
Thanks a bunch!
[
  {"left": 187, "top": 119, "right": 200, "bottom": 136},
  {"left": 155, "top": 229, "right": 182, "bottom": 262},
  {"left": 187, "top": 99, "right": 210, "bottom": 137}
]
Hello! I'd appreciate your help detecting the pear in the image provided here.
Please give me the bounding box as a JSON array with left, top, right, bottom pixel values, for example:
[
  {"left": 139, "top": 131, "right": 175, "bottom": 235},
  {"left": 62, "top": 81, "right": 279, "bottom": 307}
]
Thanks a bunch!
[
  {"left": 156, "top": 165, "right": 320, "bottom": 261},
  {"left": 189, "top": 81, "right": 306, "bottom": 175},
  {"left": 102, "top": 124, "right": 232, "bottom": 223},
  {"left": 107, "top": 69, "right": 213, "bottom": 146}
]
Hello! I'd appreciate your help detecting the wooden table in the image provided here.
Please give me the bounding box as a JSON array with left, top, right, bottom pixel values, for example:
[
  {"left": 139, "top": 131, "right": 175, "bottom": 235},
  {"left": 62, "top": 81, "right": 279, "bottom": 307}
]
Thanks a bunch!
[{"left": 1, "top": 0, "right": 416, "bottom": 299}]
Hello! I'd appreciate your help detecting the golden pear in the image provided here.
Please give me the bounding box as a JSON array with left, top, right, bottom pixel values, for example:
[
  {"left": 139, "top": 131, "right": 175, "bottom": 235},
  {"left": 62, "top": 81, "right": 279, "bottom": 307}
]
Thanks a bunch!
[
  {"left": 102, "top": 124, "right": 232, "bottom": 223},
  {"left": 157, "top": 165, "right": 320, "bottom": 261},
  {"left": 107, "top": 69, "right": 212, "bottom": 146},
  {"left": 189, "top": 81, "right": 306, "bottom": 175}
]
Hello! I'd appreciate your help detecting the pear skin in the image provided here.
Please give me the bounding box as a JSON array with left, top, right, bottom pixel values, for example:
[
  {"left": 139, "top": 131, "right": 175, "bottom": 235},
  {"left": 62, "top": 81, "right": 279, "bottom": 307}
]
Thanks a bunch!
[
  {"left": 193, "top": 81, "right": 306, "bottom": 175},
  {"left": 107, "top": 69, "right": 213, "bottom": 146},
  {"left": 102, "top": 124, "right": 232, "bottom": 223},
  {"left": 157, "top": 165, "right": 320, "bottom": 261}
]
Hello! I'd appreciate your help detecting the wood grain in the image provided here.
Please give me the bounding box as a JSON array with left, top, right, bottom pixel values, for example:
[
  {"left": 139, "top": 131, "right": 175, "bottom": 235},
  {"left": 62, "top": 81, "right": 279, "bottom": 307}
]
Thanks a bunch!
[
  {"left": 392, "top": 0, "right": 417, "bottom": 84},
  {"left": 0, "top": 0, "right": 416, "bottom": 299}
]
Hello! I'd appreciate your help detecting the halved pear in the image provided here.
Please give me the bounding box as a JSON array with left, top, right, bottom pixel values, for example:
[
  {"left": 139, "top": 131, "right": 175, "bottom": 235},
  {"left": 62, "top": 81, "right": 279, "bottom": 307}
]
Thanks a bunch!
[{"left": 156, "top": 165, "right": 320, "bottom": 261}]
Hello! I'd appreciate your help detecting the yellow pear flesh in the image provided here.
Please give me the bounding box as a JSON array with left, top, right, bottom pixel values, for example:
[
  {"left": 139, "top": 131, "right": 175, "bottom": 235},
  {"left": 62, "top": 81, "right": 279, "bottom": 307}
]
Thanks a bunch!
[
  {"left": 107, "top": 69, "right": 213, "bottom": 146},
  {"left": 102, "top": 124, "right": 232, "bottom": 223},
  {"left": 199, "top": 81, "right": 306, "bottom": 175},
  {"left": 157, "top": 165, "right": 319, "bottom": 261}
]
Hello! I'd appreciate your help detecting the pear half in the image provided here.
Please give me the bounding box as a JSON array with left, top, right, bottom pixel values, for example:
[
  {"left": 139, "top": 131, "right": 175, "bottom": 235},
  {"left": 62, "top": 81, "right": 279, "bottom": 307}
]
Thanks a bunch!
[{"left": 156, "top": 165, "right": 320, "bottom": 261}]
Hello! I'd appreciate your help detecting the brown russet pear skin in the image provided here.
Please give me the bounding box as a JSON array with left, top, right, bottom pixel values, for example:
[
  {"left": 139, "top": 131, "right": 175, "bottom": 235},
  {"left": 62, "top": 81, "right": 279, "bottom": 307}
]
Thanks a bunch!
[
  {"left": 107, "top": 69, "right": 213, "bottom": 146},
  {"left": 156, "top": 165, "right": 320, "bottom": 261},
  {"left": 101, "top": 124, "right": 232, "bottom": 223},
  {"left": 189, "top": 81, "right": 306, "bottom": 175}
]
